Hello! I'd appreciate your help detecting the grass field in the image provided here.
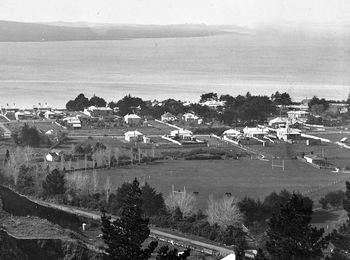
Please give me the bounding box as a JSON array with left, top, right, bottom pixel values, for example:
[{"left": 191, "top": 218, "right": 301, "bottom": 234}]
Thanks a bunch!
[
  {"left": 4, "top": 121, "right": 64, "bottom": 133},
  {"left": 67, "top": 158, "right": 350, "bottom": 210},
  {"left": 67, "top": 120, "right": 175, "bottom": 137}
]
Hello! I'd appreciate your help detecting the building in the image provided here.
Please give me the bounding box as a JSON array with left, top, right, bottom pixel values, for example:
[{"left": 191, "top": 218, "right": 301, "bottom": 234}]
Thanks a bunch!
[
  {"left": 182, "top": 113, "right": 199, "bottom": 122},
  {"left": 124, "top": 130, "right": 144, "bottom": 142},
  {"left": 268, "top": 117, "right": 289, "bottom": 129},
  {"left": 83, "top": 106, "right": 114, "bottom": 118},
  {"left": 276, "top": 127, "right": 301, "bottom": 141},
  {"left": 329, "top": 103, "right": 349, "bottom": 114},
  {"left": 243, "top": 127, "right": 269, "bottom": 139},
  {"left": 287, "top": 110, "right": 309, "bottom": 123},
  {"left": 304, "top": 154, "right": 325, "bottom": 164},
  {"left": 170, "top": 129, "right": 193, "bottom": 140},
  {"left": 62, "top": 116, "right": 81, "bottom": 129},
  {"left": 46, "top": 149, "right": 63, "bottom": 162},
  {"left": 124, "top": 114, "right": 141, "bottom": 125},
  {"left": 14, "top": 111, "right": 33, "bottom": 120},
  {"left": 200, "top": 100, "right": 225, "bottom": 109},
  {"left": 161, "top": 112, "right": 177, "bottom": 122},
  {"left": 223, "top": 129, "right": 241, "bottom": 137}
]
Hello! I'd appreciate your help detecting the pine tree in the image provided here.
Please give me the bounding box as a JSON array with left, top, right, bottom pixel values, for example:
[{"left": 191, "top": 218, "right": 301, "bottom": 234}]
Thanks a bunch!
[
  {"left": 141, "top": 182, "right": 166, "bottom": 217},
  {"left": 265, "top": 194, "right": 329, "bottom": 260},
  {"left": 101, "top": 178, "right": 191, "bottom": 260},
  {"left": 101, "top": 178, "right": 157, "bottom": 259},
  {"left": 42, "top": 169, "right": 66, "bottom": 196}
]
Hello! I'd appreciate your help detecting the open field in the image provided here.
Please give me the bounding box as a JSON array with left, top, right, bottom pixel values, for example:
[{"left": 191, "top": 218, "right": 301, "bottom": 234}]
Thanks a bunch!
[
  {"left": 67, "top": 159, "right": 350, "bottom": 209},
  {"left": 67, "top": 120, "right": 175, "bottom": 137},
  {"left": 249, "top": 140, "right": 350, "bottom": 168},
  {"left": 4, "top": 120, "right": 64, "bottom": 133}
]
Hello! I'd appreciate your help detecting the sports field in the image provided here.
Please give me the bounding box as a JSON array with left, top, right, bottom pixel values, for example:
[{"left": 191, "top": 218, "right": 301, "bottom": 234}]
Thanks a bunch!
[{"left": 68, "top": 158, "right": 350, "bottom": 209}]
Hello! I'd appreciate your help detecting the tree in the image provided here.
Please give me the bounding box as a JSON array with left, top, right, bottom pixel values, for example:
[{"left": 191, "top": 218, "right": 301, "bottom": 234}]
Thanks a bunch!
[
  {"left": 206, "top": 195, "right": 242, "bottom": 228},
  {"left": 115, "top": 95, "right": 145, "bottom": 116},
  {"left": 265, "top": 194, "right": 329, "bottom": 260},
  {"left": 238, "top": 196, "right": 267, "bottom": 225},
  {"left": 271, "top": 91, "right": 292, "bottom": 106},
  {"left": 200, "top": 92, "right": 218, "bottom": 102},
  {"left": 165, "top": 191, "right": 197, "bottom": 218},
  {"left": 319, "top": 197, "right": 328, "bottom": 209},
  {"left": 222, "top": 225, "right": 247, "bottom": 260},
  {"left": 14, "top": 124, "right": 41, "bottom": 147},
  {"left": 89, "top": 94, "right": 107, "bottom": 107},
  {"left": 141, "top": 182, "right": 166, "bottom": 217},
  {"left": 108, "top": 182, "right": 133, "bottom": 214},
  {"left": 101, "top": 178, "right": 156, "bottom": 259},
  {"left": 16, "top": 165, "right": 36, "bottom": 195},
  {"left": 101, "top": 178, "right": 190, "bottom": 259},
  {"left": 42, "top": 169, "right": 66, "bottom": 197},
  {"left": 66, "top": 93, "right": 90, "bottom": 111},
  {"left": 324, "top": 190, "right": 345, "bottom": 208}
]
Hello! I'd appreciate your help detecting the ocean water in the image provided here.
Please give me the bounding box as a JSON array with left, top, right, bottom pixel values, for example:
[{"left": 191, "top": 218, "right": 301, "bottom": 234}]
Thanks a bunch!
[{"left": 0, "top": 33, "right": 349, "bottom": 108}]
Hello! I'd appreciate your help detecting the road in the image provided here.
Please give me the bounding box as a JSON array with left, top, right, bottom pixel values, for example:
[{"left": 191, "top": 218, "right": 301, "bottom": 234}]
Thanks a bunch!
[{"left": 34, "top": 198, "right": 233, "bottom": 256}]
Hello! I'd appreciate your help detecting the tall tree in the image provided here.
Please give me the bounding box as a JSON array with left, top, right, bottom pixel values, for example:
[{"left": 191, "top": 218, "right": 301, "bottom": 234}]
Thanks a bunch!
[
  {"left": 42, "top": 169, "right": 66, "bottom": 197},
  {"left": 141, "top": 182, "right": 166, "bottom": 217},
  {"left": 265, "top": 194, "right": 329, "bottom": 260},
  {"left": 101, "top": 178, "right": 156, "bottom": 259},
  {"left": 89, "top": 94, "right": 107, "bottom": 107},
  {"left": 101, "top": 179, "right": 191, "bottom": 260}
]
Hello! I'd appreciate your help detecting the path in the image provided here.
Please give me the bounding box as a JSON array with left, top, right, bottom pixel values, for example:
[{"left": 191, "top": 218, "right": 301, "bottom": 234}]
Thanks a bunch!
[{"left": 33, "top": 199, "right": 234, "bottom": 256}]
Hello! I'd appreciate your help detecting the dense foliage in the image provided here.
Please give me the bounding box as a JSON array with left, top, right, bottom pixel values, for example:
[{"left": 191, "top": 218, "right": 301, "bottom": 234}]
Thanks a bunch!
[
  {"left": 101, "top": 178, "right": 190, "bottom": 259},
  {"left": 42, "top": 169, "right": 66, "bottom": 197},
  {"left": 12, "top": 124, "right": 41, "bottom": 146},
  {"left": 265, "top": 194, "right": 329, "bottom": 260}
]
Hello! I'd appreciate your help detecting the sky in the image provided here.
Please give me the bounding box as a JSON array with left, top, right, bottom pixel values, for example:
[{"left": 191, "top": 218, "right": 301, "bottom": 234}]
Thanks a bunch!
[{"left": 1, "top": 0, "right": 350, "bottom": 28}]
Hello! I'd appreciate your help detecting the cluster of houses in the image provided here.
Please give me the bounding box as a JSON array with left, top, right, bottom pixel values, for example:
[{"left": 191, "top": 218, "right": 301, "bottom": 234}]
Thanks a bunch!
[
  {"left": 161, "top": 112, "right": 202, "bottom": 125},
  {"left": 222, "top": 115, "right": 304, "bottom": 145}
]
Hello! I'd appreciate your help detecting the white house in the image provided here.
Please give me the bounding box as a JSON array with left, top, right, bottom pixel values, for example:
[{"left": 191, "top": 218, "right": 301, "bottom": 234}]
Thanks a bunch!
[
  {"left": 46, "top": 149, "right": 63, "bottom": 162},
  {"left": 304, "top": 154, "right": 325, "bottom": 164},
  {"left": 14, "top": 111, "right": 33, "bottom": 120},
  {"left": 182, "top": 113, "right": 199, "bottom": 122},
  {"left": 170, "top": 129, "right": 193, "bottom": 140},
  {"left": 62, "top": 116, "right": 81, "bottom": 129},
  {"left": 124, "top": 114, "right": 141, "bottom": 125},
  {"left": 268, "top": 117, "right": 289, "bottom": 128},
  {"left": 276, "top": 127, "right": 301, "bottom": 141},
  {"left": 83, "top": 106, "right": 113, "bottom": 118},
  {"left": 223, "top": 129, "right": 241, "bottom": 137},
  {"left": 124, "top": 130, "right": 144, "bottom": 142},
  {"left": 287, "top": 110, "right": 309, "bottom": 123},
  {"left": 243, "top": 127, "right": 269, "bottom": 139},
  {"left": 201, "top": 100, "right": 225, "bottom": 109},
  {"left": 161, "top": 112, "right": 177, "bottom": 122}
]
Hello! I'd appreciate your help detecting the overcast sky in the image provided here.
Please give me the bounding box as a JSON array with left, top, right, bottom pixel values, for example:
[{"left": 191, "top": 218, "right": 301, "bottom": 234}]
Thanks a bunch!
[{"left": 1, "top": 0, "right": 350, "bottom": 27}]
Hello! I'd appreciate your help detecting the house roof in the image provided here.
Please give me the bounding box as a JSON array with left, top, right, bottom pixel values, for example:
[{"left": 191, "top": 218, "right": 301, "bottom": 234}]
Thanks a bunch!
[
  {"left": 269, "top": 117, "right": 288, "bottom": 124},
  {"left": 223, "top": 129, "right": 241, "bottom": 135},
  {"left": 125, "top": 130, "right": 143, "bottom": 136},
  {"left": 162, "top": 112, "right": 176, "bottom": 118},
  {"left": 124, "top": 114, "right": 141, "bottom": 119},
  {"left": 287, "top": 110, "right": 309, "bottom": 115},
  {"left": 243, "top": 127, "right": 268, "bottom": 134},
  {"left": 171, "top": 129, "right": 193, "bottom": 135}
]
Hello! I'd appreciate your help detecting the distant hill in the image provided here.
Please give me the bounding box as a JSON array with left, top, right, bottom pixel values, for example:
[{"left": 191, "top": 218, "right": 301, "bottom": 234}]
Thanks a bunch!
[{"left": 0, "top": 21, "right": 232, "bottom": 42}]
